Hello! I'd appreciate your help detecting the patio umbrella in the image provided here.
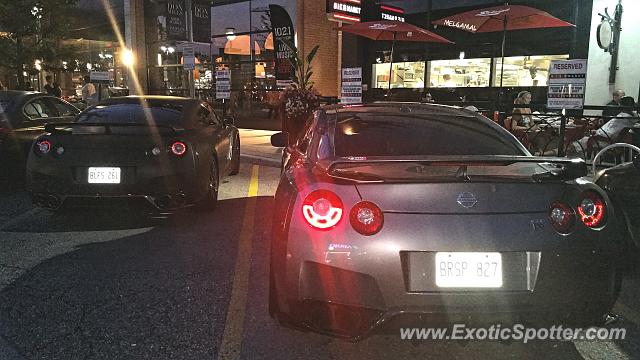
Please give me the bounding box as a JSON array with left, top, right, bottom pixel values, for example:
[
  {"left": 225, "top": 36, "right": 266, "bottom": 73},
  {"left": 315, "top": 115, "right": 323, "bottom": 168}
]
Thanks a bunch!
[
  {"left": 339, "top": 20, "right": 453, "bottom": 90},
  {"left": 433, "top": 4, "right": 574, "bottom": 88}
]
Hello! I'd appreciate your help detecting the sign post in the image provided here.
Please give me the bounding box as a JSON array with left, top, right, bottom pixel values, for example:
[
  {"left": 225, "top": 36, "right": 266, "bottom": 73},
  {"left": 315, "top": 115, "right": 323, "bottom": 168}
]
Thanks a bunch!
[
  {"left": 216, "top": 69, "right": 231, "bottom": 114},
  {"left": 547, "top": 59, "right": 588, "bottom": 156},
  {"left": 341, "top": 67, "right": 362, "bottom": 104},
  {"left": 90, "top": 71, "right": 112, "bottom": 103}
]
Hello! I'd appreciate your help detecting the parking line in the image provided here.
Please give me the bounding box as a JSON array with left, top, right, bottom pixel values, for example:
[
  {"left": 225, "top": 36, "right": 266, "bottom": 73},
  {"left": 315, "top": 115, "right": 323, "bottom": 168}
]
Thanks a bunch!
[{"left": 217, "top": 165, "right": 260, "bottom": 360}]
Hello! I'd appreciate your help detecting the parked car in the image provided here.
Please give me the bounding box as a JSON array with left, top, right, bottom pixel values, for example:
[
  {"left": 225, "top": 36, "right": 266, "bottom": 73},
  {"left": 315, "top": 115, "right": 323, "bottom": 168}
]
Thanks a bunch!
[
  {"left": 1, "top": 91, "right": 80, "bottom": 186},
  {"left": 269, "top": 103, "right": 625, "bottom": 340},
  {"left": 26, "top": 96, "right": 240, "bottom": 212},
  {"left": 593, "top": 144, "right": 640, "bottom": 264}
]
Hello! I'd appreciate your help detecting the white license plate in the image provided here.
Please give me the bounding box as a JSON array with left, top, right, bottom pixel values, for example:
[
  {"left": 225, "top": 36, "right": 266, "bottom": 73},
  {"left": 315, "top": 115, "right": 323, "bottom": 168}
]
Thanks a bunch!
[
  {"left": 88, "top": 167, "right": 121, "bottom": 184},
  {"left": 435, "top": 252, "right": 503, "bottom": 288}
]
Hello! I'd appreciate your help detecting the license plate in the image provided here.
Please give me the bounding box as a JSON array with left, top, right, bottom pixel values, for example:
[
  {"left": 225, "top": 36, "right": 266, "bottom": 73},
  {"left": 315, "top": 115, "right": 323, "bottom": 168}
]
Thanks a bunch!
[
  {"left": 435, "top": 252, "right": 502, "bottom": 288},
  {"left": 88, "top": 167, "right": 121, "bottom": 184}
]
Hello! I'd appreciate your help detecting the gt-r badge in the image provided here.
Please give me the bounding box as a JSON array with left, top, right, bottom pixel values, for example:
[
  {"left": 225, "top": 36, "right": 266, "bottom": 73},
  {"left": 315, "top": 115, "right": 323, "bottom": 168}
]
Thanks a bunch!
[
  {"left": 457, "top": 192, "right": 478, "bottom": 208},
  {"left": 531, "top": 219, "right": 545, "bottom": 231}
]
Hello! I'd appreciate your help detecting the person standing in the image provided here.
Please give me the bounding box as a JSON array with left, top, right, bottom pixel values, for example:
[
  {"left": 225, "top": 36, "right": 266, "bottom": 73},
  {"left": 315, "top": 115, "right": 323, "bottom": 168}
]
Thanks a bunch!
[
  {"left": 44, "top": 75, "right": 55, "bottom": 96},
  {"left": 602, "top": 89, "right": 625, "bottom": 124},
  {"left": 81, "top": 75, "right": 97, "bottom": 107}
]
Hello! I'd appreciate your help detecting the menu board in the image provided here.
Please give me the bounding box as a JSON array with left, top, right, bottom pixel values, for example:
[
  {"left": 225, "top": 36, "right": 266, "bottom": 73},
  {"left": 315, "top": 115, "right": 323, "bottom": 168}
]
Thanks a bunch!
[{"left": 341, "top": 67, "right": 362, "bottom": 104}]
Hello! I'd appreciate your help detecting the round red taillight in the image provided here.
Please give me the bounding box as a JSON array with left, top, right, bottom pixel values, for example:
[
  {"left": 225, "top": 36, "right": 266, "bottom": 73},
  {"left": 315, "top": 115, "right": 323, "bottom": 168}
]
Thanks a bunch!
[
  {"left": 171, "top": 141, "right": 187, "bottom": 156},
  {"left": 549, "top": 201, "right": 575, "bottom": 234},
  {"left": 578, "top": 191, "right": 606, "bottom": 228},
  {"left": 35, "top": 140, "right": 52, "bottom": 155},
  {"left": 350, "top": 201, "right": 384, "bottom": 236},
  {"left": 302, "top": 190, "right": 343, "bottom": 229}
]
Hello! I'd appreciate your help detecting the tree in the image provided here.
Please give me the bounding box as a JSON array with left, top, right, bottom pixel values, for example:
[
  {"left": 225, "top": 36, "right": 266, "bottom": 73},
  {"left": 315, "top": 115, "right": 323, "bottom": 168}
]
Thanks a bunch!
[{"left": 0, "top": 0, "right": 79, "bottom": 87}]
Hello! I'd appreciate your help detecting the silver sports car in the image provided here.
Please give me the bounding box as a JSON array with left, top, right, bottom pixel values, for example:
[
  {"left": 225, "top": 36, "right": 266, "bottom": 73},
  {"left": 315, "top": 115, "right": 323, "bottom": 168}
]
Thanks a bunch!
[{"left": 269, "top": 103, "right": 625, "bottom": 340}]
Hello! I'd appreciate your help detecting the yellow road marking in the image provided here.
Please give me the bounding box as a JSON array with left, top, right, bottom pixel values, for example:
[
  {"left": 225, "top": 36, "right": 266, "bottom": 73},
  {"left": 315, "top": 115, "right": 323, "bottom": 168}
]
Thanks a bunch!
[{"left": 217, "top": 165, "right": 259, "bottom": 360}]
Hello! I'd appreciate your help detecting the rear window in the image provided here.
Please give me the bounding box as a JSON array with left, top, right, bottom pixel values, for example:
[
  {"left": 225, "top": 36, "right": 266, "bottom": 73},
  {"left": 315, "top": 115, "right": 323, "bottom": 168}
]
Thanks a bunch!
[
  {"left": 76, "top": 103, "right": 184, "bottom": 126},
  {"left": 334, "top": 112, "right": 523, "bottom": 157}
]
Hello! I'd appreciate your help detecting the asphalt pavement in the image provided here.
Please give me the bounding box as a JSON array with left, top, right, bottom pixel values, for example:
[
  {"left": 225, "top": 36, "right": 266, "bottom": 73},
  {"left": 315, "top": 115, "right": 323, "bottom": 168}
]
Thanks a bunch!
[{"left": 1, "top": 153, "right": 640, "bottom": 359}]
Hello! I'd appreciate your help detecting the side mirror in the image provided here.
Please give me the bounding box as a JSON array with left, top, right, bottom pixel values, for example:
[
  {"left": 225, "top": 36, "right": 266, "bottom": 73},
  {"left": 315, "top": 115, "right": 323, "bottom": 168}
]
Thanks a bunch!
[
  {"left": 271, "top": 132, "right": 288, "bottom": 147},
  {"left": 44, "top": 123, "right": 56, "bottom": 133},
  {"left": 223, "top": 116, "right": 234, "bottom": 126}
]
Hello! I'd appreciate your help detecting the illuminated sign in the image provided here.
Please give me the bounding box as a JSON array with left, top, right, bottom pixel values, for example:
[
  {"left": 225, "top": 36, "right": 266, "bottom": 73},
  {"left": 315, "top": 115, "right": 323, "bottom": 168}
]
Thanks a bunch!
[
  {"left": 326, "top": 0, "right": 361, "bottom": 23},
  {"left": 379, "top": 4, "right": 404, "bottom": 22}
]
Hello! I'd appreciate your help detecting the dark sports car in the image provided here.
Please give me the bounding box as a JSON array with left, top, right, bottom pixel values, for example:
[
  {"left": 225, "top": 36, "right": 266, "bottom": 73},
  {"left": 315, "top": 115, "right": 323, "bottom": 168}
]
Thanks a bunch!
[
  {"left": 269, "top": 103, "right": 625, "bottom": 340},
  {"left": 1, "top": 91, "right": 80, "bottom": 185},
  {"left": 594, "top": 144, "right": 640, "bottom": 262},
  {"left": 26, "top": 96, "right": 240, "bottom": 212}
]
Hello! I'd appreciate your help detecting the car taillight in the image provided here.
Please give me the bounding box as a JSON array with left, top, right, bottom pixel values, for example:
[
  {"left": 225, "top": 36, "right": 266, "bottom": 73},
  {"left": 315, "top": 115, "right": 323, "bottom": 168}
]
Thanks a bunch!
[
  {"left": 35, "top": 140, "right": 52, "bottom": 155},
  {"left": 350, "top": 201, "right": 384, "bottom": 236},
  {"left": 302, "top": 190, "right": 343, "bottom": 229},
  {"left": 578, "top": 191, "right": 606, "bottom": 228},
  {"left": 549, "top": 201, "right": 575, "bottom": 234},
  {"left": 171, "top": 141, "right": 187, "bottom": 156}
]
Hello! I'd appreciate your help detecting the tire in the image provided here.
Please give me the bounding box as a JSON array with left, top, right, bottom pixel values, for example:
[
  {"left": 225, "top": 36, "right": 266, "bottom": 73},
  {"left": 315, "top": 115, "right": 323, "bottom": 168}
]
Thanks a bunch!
[
  {"left": 229, "top": 134, "right": 240, "bottom": 176},
  {"left": 197, "top": 158, "right": 219, "bottom": 212}
]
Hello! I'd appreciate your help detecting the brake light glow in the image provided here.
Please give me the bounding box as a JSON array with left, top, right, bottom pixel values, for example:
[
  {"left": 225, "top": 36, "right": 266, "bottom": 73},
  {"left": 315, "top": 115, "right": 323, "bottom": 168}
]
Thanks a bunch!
[
  {"left": 302, "top": 190, "right": 343, "bottom": 229},
  {"left": 35, "top": 140, "right": 52, "bottom": 155},
  {"left": 578, "top": 191, "right": 606, "bottom": 228},
  {"left": 549, "top": 201, "right": 575, "bottom": 234},
  {"left": 350, "top": 201, "right": 384, "bottom": 236},
  {"left": 171, "top": 141, "right": 187, "bottom": 156}
]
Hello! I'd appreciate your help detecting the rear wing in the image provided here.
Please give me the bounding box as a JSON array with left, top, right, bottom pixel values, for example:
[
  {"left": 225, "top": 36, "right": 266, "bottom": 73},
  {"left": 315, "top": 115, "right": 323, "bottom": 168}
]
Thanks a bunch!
[
  {"left": 320, "top": 155, "right": 588, "bottom": 182},
  {"left": 44, "top": 122, "right": 183, "bottom": 134}
]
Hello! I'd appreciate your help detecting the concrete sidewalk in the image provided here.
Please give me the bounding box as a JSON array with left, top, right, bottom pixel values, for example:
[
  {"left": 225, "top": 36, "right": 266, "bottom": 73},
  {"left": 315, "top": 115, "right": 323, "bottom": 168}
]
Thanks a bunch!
[{"left": 239, "top": 129, "right": 282, "bottom": 168}]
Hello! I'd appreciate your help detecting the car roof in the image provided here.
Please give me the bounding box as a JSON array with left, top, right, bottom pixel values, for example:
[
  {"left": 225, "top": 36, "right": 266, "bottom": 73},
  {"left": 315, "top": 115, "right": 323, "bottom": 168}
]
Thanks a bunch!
[
  {"left": 100, "top": 96, "right": 200, "bottom": 106},
  {"left": 323, "top": 102, "right": 477, "bottom": 117}
]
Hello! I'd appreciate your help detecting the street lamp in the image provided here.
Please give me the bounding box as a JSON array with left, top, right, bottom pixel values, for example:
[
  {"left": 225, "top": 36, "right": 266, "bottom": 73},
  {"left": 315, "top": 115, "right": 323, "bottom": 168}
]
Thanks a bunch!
[
  {"left": 120, "top": 48, "right": 135, "bottom": 68},
  {"left": 225, "top": 28, "right": 236, "bottom": 41}
]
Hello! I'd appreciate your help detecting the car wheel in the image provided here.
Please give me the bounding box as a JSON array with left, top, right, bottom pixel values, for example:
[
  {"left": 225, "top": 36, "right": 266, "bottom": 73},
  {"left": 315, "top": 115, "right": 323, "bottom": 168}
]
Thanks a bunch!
[
  {"left": 229, "top": 134, "right": 240, "bottom": 176},
  {"left": 197, "top": 159, "right": 219, "bottom": 212}
]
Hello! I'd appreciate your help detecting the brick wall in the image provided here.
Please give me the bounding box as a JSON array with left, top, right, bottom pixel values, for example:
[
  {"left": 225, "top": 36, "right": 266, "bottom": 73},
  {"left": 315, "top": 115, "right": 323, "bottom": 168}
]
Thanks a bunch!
[{"left": 296, "top": 0, "right": 340, "bottom": 97}]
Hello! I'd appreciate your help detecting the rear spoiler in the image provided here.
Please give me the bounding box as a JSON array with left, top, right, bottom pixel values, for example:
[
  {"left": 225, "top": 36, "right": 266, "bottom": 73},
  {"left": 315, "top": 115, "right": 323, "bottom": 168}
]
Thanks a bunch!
[
  {"left": 320, "top": 155, "right": 588, "bottom": 182},
  {"left": 44, "top": 122, "right": 183, "bottom": 134}
]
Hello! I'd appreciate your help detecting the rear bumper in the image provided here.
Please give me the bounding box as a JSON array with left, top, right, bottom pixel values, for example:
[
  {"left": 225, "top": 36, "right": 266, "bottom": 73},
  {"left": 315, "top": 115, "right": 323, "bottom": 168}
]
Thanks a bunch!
[
  {"left": 282, "top": 255, "right": 619, "bottom": 340},
  {"left": 273, "top": 213, "right": 624, "bottom": 339},
  {"left": 27, "top": 166, "right": 199, "bottom": 211}
]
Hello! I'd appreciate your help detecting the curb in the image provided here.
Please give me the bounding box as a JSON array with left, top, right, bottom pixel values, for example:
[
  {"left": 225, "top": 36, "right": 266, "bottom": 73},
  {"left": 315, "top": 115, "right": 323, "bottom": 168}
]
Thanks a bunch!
[{"left": 240, "top": 154, "right": 281, "bottom": 168}]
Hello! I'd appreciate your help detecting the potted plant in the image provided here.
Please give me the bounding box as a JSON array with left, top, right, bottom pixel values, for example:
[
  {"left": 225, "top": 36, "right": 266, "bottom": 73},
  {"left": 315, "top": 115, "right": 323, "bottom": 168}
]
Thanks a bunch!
[{"left": 279, "top": 44, "right": 321, "bottom": 144}]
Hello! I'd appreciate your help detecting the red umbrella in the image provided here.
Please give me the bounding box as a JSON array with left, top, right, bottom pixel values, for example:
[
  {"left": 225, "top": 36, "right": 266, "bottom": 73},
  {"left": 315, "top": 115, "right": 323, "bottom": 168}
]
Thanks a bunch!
[
  {"left": 340, "top": 20, "right": 453, "bottom": 89},
  {"left": 433, "top": 4, "right": 574, "bottom": 88}
]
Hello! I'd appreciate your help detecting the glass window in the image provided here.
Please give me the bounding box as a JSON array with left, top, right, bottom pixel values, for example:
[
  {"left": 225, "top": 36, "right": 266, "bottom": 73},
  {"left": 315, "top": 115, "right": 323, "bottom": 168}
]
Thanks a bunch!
[
  {"left": 494, "top": 55, "right": 569, "bottom": 87},
  {"left": 197, "top": 105, "right": 211, "bottom": 127},
  {"left": 23, "top": 99, "right": 57, "bottom": 120},
  {"left": 429, "top": 58, "right": 491, "bottom": 88},
  {"left": 48, "top": 98, "right": 78, "bottom": 117},
  {"left": 372, "top": 61, "right": 425, "bottom": 89},
  {"left": 333, "top": 112, "right": 523, "bottom": 157},
  {"left": 76, "top": 103, "right": 184, "bottom": 125}
]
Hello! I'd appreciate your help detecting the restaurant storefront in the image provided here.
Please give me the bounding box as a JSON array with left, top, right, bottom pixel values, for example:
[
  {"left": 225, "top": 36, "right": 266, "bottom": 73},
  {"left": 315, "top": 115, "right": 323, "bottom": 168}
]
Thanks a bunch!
[{"left": 342, "top": 0, "right": 593, "bottom": 104}]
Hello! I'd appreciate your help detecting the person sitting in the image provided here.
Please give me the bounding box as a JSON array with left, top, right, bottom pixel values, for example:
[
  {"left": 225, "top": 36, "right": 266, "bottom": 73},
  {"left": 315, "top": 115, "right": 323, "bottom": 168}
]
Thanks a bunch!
[
  {"left": 570, "top": 96, "right": 638, "bottom": 157},
  {"left": 602, "top": 89, "right": 625, "bottom": 124},
  {"left": 506, "top": 91, "right": 534, "bottom": 132}
]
